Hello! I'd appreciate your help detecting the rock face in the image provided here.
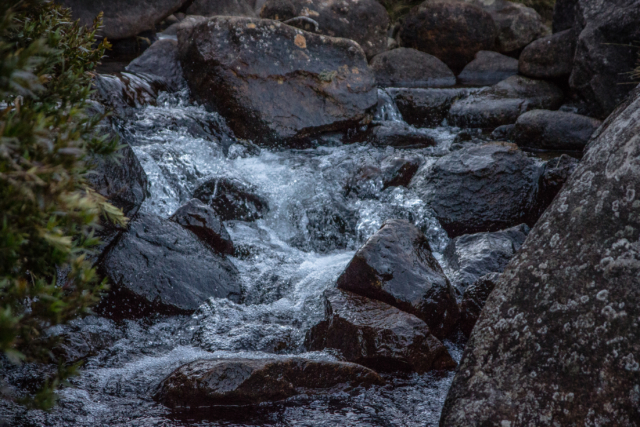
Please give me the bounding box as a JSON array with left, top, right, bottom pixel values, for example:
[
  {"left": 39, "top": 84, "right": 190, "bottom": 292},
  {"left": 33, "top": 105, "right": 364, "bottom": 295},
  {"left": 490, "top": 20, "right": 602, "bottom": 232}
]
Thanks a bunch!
[
  {"left": 125, "top": 39, "right": 185, "bottom": 91},
  {"left": 457, "top": 51, "right": 519, "bottom": 87},
  {"left": 59, "top": 0, "right": 188, "bottom": 40},
  {"left": 169, "top": 199, "right": 234, "bottom": 255},
  {"left": 443, "top": 224, "right": 529, "bottom": 294},
  {"left": 178, "top": 17, "right": 377, "bottom": 146},
  {"left": 569, "top": 0, "right": 640, "bottom": 118},
  {"left": 440, "top": 87, "right": 640, "bottom": 426},
  {"left": 370, "top": 48, "right": 456, "bottom": 88},
  {"left": 458, "top": 272, "right": 499, "bottom": 337},
  {"left": 513, "top": 109, "right": 602, "bottom": 151},
  {"left": 306, "top": 288, "right": 456, "bottom": 373},
  {"left": 183, "top": 0, "right": 258, "bottom": 17},
  {"left": 518, "top": 29, "right": 577, "bottom": 79},
  {"left": 156, "top": 357, "right": 383, "bottom": 407},
  {"left": 98, "top": 213, "right": 241, "bottom": 317},
  {"left": 398, "top": 0, "right": 497, "bottom": 74},
  {"left": 193, "top": 177, "right": 269, "bottom": 222},
  {"left": 388, "top": 88, "right": 472, "bottom": 128},
  {"left": 448, "top": 75, "right": 564, "bottom": 129},
  {"left": 336, "top": 219, "right": 459, "bottom": 339},
  {"left": 411, "top": 142, "right": 544, "bottom": 236}
]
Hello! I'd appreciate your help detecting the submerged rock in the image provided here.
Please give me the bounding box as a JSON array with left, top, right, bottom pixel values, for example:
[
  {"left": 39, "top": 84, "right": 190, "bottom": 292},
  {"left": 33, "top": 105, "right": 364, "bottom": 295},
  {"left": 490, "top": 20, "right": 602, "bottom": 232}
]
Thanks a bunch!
[
  {"left": 193, "top": 177, "right": 269, "bottom": 222},
  {"left": 458, "top": 272, "right": 499, "bottom": 337},
  {"left": 337, "top": 219, "right": 459, "bottom": 339},
  {"left": 513, "top": 109, "right": 602, "bottom": 151},
  {"left": 125, "top": 39, "right": 185, "bottom": 91},
  {"left": 440, "top": 86, "right": 640, "bottom": 427},
  {"left": 306, "top": 288, "right": 456, "bottom": 373},
  {"left": 388, "top": 88, "right": 472, "bottom": 128},
  {"left": 156, "top": 357, "right": 383, "bottom": 407},
  {"left": 169, "top": 199, "right": 234, "bottom": 255},
  {"left": 518, "top": 29, "right": 577, "bottom": 79},
  {"left": 457, "top": 50, "right": 519, "bottom": 87},
  {"left": 370, "top": 48, "right": 456, "bottom": 88},
  {"left": 178, "top": 16, "right": 377, "bottom": 146}
]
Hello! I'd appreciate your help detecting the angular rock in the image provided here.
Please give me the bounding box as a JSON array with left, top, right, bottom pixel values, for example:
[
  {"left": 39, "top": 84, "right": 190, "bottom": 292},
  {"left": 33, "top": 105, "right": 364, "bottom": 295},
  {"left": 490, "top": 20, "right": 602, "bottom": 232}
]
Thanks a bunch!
[
  {"left": 398, "top": 0, "right": 497, "bottom": 74},
  {"left": 457, "top": 51, "right": 519, "bottom": 87},
  {"left": 306, "top": 288, "right": 456, "bottom": 373},
  {"left": 183, "top": 0, "right": 257, "bottom": 17},
  {"left": 513, "top": 109, "right": 602, "bottom": 151},
  {"left": 448, "top": 75, "right": 564, "bottom": 129},
  {"left": 519, "top": 29, "right": 577, "bottom": 79},
  {"left": 169, "top": 199, "right": 234, "bottom": 255},
  {"left": 336, "top": 219, "right": 459, "bottom": 339},
  {"left": 388, "top": 88, "right": 472, "bottom": 128},
  {"left": 439, "top": 87, "right": 640, "bottom": 427},
  {"left": 156, "top": 357, "right": 383, "bottom": 407},
  {"left": 458, "top": 272, "right": 499, "bottom": 337},
  {"left": 370, "top": 48, "right": 456, "bottom": 88},
  {"left": 411, "top": 142, "right": 544, "bottom": 236},
  {"left": 125, "top": 39, "right": 185, "bottom": 91},
  {"left": 443, "top": 224, "right": 529, "bottom": 294},
  {"left": 178, "top": 17, "right": 377, "bottom": 146},
  {"left": 97, "top": 213, "right": 241, "bottom": 317},
  {"left": 59, "top": 0, "right": 188, "bottom": 40},
  {"left": 193, "top": 177, "right": 269, "bottom": 222},
  {"left": 536, "top": 153, "right": 579, "bottom": 210},
  {"left": 361, "top": 121, "right": 437, "bottom": 148}
]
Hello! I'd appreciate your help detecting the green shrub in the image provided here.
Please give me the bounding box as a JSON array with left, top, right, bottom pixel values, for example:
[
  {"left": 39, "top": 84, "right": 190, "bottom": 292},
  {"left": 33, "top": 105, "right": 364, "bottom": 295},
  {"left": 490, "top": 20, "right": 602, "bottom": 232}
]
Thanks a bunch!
[{"left": 0, "top": 0, "right": 125, "bottom": 409}]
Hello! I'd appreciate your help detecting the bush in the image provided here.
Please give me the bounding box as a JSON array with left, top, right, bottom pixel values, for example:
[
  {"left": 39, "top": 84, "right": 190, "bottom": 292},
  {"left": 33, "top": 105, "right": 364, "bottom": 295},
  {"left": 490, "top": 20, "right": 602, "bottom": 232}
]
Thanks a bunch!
[{"left": 0, "top": 0, "right": 125, "bottom": 409}]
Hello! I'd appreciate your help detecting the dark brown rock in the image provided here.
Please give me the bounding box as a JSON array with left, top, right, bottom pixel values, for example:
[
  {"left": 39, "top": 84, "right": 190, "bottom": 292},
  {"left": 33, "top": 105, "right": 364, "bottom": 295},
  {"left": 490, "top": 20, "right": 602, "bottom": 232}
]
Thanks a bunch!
[
  {"left": 184, "top": 0, "right": 257, "bottom": 17},
  {"left": 458, "top": 272, "right": 499, "bottom": 337},
  {"left": 169, "top": 199, "right": 234, "bottom": 255},
  {"left": 192, "top": 177, "right": 269, "bottom": 222},
  {"left": 177, "top": 17, "right": 377, "bottom": 146},
  {"left": 398, "top": 0, "right": 497, "bottom": 74},
  {"left": 514, "top": 109, "right": 602, "bottom": 151},
  {"left": 155, "top": 357, "right": 383, "bottom": 407},
  {"left": 387, "top": 88, "right": 473, "bottom": 128},
  {"left": 370, "top": 48, "right": 456, "bottom": 88},
  {"left": 519, "top": 29, "right": 577, "bottom": 79},
  {"left": 336, "top": 219, "right": 459, "bottom": 339},
  {"left": 457, "top": 51, "right": 519, "bottom": 87},
  {"left": 306, "top": 288, "right": 456, "bottom": 373}
]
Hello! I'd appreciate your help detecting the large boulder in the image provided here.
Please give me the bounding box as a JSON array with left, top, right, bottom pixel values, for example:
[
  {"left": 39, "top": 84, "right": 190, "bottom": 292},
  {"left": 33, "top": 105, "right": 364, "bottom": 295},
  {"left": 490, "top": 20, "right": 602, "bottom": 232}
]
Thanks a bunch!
[
  {"left": 306, "top": 288, "right": 456, "bottom": 373},
  {"left": 193, "top": 177, "right": 269, "bottom": 222},
  {"left": 183, "top": 0, "right": 257, "bottom": 17},
  {"left": 59, "top": 0, "right": 188, "bottom": 40},
  {"left": 439, "top": 87, "right": 640, "bottom": 426},
  {"left": 448, "top": 75, "right": 564, "bottom": 129},
  {"left": 97, "top": 213, "right": 241, "bottom": 317},
  {"left": 398, "top": 0, "right": 497, "bottom": 74},
  {"left": 411, "top": 142, "right": 545, "bottom": 236},
  {"left": 458, "top": 272, "right": 499, "bottom": 337},
  {"left": 155, "top": 357, "right": 383, "bottom": 407},
  {"left": 513, "top": 109, "right": 602, "bottom": 151},
  {"left": 370, "top": 48, "right": 456, "bottom": 88},
  {"left": 177, "top": 17, "right": 377, "bottom": 146},
  {"left": 125, "top": 39, "right": 185, "bottom": 91},
  {"left": 336, "top": 219, "right": 459, "bottom": 339},
  {"left": 442, "top": 224, "right": 529, "bottom": 294},
  {"left": 569, "top": 0, "right": 640, "bottom": 118},
  {"left": 518, "top": 29, "right": 577, "bottom": 79},
  {"left": 457, "top": 51, "right": 519, "bottom": 87},
  {"left": 169, "top": 199, "right": 234, "bottom": 255},
  {"left": 387, "top": 88, "right": 472, "bottom": 128}
]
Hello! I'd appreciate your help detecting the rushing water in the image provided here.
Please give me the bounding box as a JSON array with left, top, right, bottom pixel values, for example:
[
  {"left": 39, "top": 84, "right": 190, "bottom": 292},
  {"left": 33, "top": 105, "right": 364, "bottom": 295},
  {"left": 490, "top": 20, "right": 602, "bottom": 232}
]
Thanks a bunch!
[{"left": 3, "top": 82, "right": 469, "bottom": 426}]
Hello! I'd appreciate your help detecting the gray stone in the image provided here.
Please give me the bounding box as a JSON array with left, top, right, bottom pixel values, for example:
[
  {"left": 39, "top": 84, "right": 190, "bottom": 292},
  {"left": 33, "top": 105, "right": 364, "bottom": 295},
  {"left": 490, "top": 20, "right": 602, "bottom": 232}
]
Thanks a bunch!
[
  {"left": 457, "top": 51, "right": 519, "bottom": 87},
  {"left": 370, "top": 48, "right": 456, "bottom": 88}
]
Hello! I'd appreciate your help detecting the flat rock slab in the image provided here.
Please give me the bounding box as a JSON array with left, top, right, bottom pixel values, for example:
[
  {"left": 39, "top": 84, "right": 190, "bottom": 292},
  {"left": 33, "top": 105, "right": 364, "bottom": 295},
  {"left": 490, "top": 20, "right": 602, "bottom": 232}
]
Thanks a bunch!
[
  {"left": 514, "top": 109, "right": 602, "bottom": 151},
  {"left": 178, "top": 17, "right": 377, "bottom": 146},
  {"left": 370, "top": 48, "right": 456, "bottom": 88},
  {"left": 156, "top": 357, "right": 383, "bottom": 407},
  {"left": 306, "top": 288, "right": 456, "bottom": 373}
]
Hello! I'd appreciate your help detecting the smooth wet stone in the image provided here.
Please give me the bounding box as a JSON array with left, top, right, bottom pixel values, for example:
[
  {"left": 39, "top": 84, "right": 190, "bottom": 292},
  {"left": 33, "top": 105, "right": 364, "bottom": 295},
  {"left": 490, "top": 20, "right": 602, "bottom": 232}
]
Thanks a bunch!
[
  {"left": 458, "top": 272, "right": 499, "bottom": 337},
  {"left": 513, "top": 109, "right": 602, "bottom": 151},
  {"left": 155, "top": 357, "right": 383, "bottom": 407},
  {"left": 193, "top": 177, "right": 269, "bottom": 222},
  {"left": 370, "top": 48, "right": 456, "bottom": 88},
  {"left": 178, "top": 16, "right": 377, "bottom": 146},
  {"left": 457, "top": 51, "right": 518, "bottom": 87},
  {"left": 306, "top": 288, "right": 456, "bottom": 373},
  {"left": 183, "top": 0, "right": 257, "bottom": 17},
  {"left": 519, "top": 29, "right": 577, "bottom": 79},
  {"left": 51, "top": 316, "right": 124, "bottom": 364},
  {"left": 125, "top": 39, "right": 185, "bottom": 91},
  {"left": 169, "top": 199, "right": 234, "bottom": 255},
  {"left": 387, "top": 88, "right": 472, "bottom": 128},
  {"left": 337, "top": 219, "right": 459, "bottom": 339},
  {"left": 345, "top": 154, "right": 423, "bottom": 199},
  {"left": 440, "top": 86, "right": 640, "bottom": 427}
]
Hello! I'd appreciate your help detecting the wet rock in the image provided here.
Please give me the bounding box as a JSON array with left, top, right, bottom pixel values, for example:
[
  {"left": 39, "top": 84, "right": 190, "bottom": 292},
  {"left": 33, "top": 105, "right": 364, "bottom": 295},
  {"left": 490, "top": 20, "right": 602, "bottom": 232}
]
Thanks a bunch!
[
  {"left": 388, "top": 88, "right": 472, "bottom": 128},
  {"left": 443, "top": 224, "right": 529, "bottom": 294},
  {"left": 193, "top": 177, "right": 269, "bottom": 222},
  {"left": 345, "top": 155, "right": 422, "bottom": 198},
  {"left": 178, "top": 17, "right": 377, "bottom": 146},
  {"left": 490, "top": 124, "right": 515, "bottom": 141},
  {"left": 258, "top": 0, "right": 297, "bottom": 21},
  {"left": 125, "top": 39, "right": 185, "bottom": 91},
  {"left": 411, "top": 142, "right": 544, "bottom": 236},
  {"left": 569, "top": 0, "right": 640, "bottom": 118},
  {"left": 169, "top": 199, "right": 234, "bottom": 255},
  {"left": 398, "top": 0, "right": 497, "bottom": 74},
  {"left": 51, "top": 317, "right": 123, "bottom": 364},
  {"left": 336, "top": 219, "right": 459, "bottom": 339},
  {"left": 536, "top": 153, "right": 579, "bottom": 210},
  {"left": 362, "top": 121, "right": 437, "bottom": 148},
  {"left": 513, "top": 109, "right": 602, "bottom": 151},
  {"left": 458, "top": 272, "right": 499, "bottom": 337},
  {"left": 303, "top": 195, "right": 356, "bottom": 252},
  {"left": 183, "top": 0, "right": 258, "bottom": 17},
  {"left": 93, "top": 72, "right": 166, "bottom": 111},
  {"left": 370, "top": 48, "right": 456, "bottom": 88},
  {"left": 457, "top": 51, "right": 519, "bottom": 87},
  {"left": 448, "top": 75, "right": 564, "bottom": 129},
  {"left": 306, "top": 288, "right": 456, "bottom": 373},
  {"left": 155, "top": 357, "right": 383, "bottom": 407},
  {"left": 552, "top": 0, "right": 577, "bottom": 33},
  {"left": 518, "top": 29, "right": 577, "bottom": 79},
  {"left": 97, "top": 213, "right": 241, "bottom": 317},
  {"left": 59, "top": 0, "right": 188, "bottom": 40},
  {"left": 439, "top": 88, "right": 640, "bottom": 427}
]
